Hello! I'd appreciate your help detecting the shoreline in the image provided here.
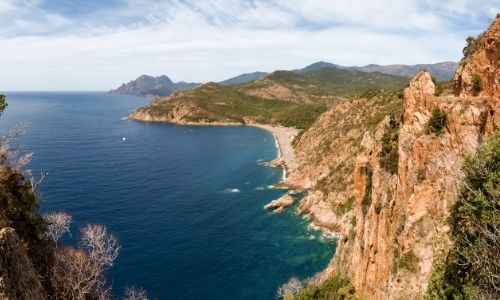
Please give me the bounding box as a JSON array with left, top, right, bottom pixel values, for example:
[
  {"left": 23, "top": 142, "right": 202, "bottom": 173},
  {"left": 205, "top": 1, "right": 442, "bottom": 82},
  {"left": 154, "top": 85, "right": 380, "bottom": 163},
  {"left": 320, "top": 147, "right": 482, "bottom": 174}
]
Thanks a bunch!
[
  {"left": 249, "top": 124, "right": 298, "bottom": 180},
  {"left": 127, "top": 115, "right": 298, "bottom": 180}
]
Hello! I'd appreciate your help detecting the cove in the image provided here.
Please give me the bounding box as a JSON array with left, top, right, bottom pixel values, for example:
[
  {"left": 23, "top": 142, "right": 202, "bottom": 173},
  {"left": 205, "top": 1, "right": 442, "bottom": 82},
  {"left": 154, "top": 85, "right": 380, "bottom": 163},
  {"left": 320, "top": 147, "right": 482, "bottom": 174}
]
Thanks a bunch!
[{"left": 0, "top": 92, "right": 336, "bottom": 299}]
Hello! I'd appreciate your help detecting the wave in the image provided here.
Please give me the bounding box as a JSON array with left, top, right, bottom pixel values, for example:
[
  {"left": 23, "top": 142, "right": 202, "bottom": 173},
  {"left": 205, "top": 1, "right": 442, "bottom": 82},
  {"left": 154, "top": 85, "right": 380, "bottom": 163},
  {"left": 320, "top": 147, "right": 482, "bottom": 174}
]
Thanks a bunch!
[
  {"left": 254, "top": 187, "right": 265, "bottom": 190},
  {"left": 223, "top": 188, "right": 241, "bottom": 194}
]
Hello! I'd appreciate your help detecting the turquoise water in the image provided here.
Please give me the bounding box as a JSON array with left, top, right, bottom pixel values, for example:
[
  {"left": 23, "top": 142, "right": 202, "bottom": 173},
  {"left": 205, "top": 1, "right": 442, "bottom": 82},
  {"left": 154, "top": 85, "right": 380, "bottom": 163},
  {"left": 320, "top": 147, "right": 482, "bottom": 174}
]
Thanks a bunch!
[{"left": 0, "top": 92, "right": 336, "bottom": 299}]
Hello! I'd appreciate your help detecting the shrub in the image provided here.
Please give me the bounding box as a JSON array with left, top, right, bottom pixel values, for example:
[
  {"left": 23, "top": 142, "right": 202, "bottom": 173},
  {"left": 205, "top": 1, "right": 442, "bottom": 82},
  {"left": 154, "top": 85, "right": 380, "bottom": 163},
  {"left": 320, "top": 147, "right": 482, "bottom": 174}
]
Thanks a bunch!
[
  {"left": 361, "top": 164, "right": 373, "bottom": 206},
  {"left": 374, "top": 202, "right": 383, "bottom": 214},
  {"left": 417, "top": 167, "right": 426, "bottom": 183},
  {"left": 434, "top": 83, "right": 443, "bottom": 96},
  {"left": 398, "top": 251, "right": 419, "bottom": 273},
  {"left": 428, "top": 107, "right": 446, "bottom": 134},
  {"left": 472, "top": 73, "right": 482, "bottom": 94},
  {"left": 291, "top": 276, "right": 357, "bottom": 300},
  {"left": 335, "top": 196, "right": 355, "bottom": 215},
  {"left": 380, "top": 115, "right": 400, "bottom": 174},
  {"left": 431, "top": 76, "right": 437, "bottom": 85}
]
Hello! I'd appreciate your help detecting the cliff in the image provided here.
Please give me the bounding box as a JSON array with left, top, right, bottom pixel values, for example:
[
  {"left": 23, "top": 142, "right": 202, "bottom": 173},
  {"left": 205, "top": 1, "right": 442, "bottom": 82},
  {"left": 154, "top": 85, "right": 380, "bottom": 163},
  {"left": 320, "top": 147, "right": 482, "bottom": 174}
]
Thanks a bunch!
[
  {"left": 282, "top": 19, "right": 500, "bottom": 298},
  {"left": 287, "top": 68, "right": 488, "bottom": 298},
  {"left": 0, "top": 227, "right": 47, "bottom": 299},
  {"left": 453, "top": 16, "right": 500, "bottom": 133},
  {"left": 108, "top": 74, "right": 200, "bottom": 97}
]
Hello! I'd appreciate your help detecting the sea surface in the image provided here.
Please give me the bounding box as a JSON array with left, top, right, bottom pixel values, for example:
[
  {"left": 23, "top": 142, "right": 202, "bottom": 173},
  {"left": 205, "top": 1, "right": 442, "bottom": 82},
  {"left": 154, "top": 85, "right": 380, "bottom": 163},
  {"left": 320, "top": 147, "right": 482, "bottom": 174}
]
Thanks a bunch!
[{"left": 0, "top": 92, "right": 336, "bottom": 299}]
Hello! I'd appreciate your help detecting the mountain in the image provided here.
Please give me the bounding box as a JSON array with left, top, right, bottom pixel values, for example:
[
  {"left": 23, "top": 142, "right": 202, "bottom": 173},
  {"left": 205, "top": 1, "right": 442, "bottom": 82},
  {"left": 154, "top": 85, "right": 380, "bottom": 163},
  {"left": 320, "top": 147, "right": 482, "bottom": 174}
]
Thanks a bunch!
[
  {"left": 292, "top": 61, "right": 340, "bottom": 73},
  {"left": 215, "top": 61, "right": 457, "bottom": 87},
  {"left": 349, "top": 61, "right": 458, "bottom": 81},
  {"left": 113, "top": 62, "right": 455, "bottom": 96},
  {"left": 218, "top": 71, "right": 269, "bottom": 86},
  {"left": 129, "top": 68, "right": 408, "bottom": 129},
  {"left": 295, "top": 61, "right": 457, "bottom": 81},
  {"left": 108, "top": 75, "right": 200, "bottom": 97}
]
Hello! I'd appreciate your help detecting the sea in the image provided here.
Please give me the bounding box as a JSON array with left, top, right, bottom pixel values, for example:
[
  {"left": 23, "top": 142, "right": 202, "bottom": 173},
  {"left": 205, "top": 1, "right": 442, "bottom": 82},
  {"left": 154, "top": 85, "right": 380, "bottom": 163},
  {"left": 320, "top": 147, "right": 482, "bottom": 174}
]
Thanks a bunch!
[{"left": 0, "top": 92, "right": 336, "bottom": 300}]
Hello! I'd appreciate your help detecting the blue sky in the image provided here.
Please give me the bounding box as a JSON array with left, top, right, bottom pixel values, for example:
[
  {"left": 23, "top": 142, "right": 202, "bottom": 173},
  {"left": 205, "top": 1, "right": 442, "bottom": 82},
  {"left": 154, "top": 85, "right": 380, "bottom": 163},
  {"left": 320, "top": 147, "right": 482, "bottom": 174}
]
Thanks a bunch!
[{"left": 1, "top": 0, "right": 499, "bottom": 90}]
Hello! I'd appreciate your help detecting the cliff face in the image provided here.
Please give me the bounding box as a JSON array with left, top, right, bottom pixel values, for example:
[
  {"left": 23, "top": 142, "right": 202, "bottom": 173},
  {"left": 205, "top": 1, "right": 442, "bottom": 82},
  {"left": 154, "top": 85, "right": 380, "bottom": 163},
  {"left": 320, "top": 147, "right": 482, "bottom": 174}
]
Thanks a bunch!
[
  {"left": 287, "top": 70, "right": 489, "bottom": 298},
  {"left": 0, "top": 227, "right": 47, "bottom": 299},
  {"left": 454, "top": 17, "right": 500, "bottom": 132},
  {"left": 284, "top": 16, "right": 500, "bottom": 299},
  {"left": 346, "top": 72, "right": 487, "bottom": 298}
]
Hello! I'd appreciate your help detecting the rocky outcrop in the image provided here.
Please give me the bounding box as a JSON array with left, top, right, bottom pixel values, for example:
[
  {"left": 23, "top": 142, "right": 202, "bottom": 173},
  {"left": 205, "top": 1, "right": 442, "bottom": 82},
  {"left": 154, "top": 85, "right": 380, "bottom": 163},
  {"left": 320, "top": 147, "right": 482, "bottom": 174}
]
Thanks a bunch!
[
  {"left": 264, "top": 194, "right": 295, "bottom": 212},
  {"left": 0, "top": 227, "right": 47, "bottom": 299},
  {"left": 339, "top": 71, "right": 487, "bottom": 299},
  {"left": 286, "top": 69, "right": 490, "bottom": 298},
  {"left": 109, "top": 74, "right": 200, "bottom": 97},
  {"left": 454, "top": 16, "right": 500, "bottom": 132}
]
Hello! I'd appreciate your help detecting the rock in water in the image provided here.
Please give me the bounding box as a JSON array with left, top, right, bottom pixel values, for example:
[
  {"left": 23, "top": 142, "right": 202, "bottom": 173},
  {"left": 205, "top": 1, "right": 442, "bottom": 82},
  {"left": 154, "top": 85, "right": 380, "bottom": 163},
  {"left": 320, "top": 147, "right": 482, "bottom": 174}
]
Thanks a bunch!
[{"left": 264, "top": 194, "right": 295, "bottom": 212}]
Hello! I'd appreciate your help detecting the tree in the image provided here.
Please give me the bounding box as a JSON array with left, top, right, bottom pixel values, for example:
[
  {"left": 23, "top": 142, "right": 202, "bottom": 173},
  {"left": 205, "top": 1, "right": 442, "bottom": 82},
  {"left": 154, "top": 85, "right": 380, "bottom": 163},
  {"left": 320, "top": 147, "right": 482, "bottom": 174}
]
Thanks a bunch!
[
  {"left": 277, "top": 277, "right": 304, "bottom": 298},
  {"left": 44, "top": 212, "right": 72, "bottom": 243},
  {"left": 50, "top": 223, "right": 120, "bottom": 300},
  {"left": 123, "top": 285, "right": 148, "bottom": 300},
  {"left": 0, "top": 95, "right": 8, "bottom": 117},
  {"left": 463, "top": 36, "right": 479, "bottom": 57}
]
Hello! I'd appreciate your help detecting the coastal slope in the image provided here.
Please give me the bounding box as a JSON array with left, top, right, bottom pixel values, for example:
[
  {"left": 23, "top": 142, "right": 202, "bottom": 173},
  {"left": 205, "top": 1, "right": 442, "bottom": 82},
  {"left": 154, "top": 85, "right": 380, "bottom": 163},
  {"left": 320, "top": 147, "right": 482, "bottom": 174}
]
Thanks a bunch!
[
  {"left": 128, "top": 68, "right": 408, "bottom": 130},
  {"left": 283, "top": 17, "right": 500, "bottom": 299}
]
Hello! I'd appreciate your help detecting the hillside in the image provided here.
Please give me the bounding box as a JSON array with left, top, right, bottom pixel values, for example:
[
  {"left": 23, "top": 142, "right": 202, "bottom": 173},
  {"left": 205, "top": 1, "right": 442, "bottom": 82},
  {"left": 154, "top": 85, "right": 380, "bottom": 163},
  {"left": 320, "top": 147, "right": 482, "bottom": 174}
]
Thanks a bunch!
[
  {"left": 129, "top": 68, "right": 408, "bottom": 129},
  {"left": 279, "top": 16, "right": 500, "bottom": 300},
  {"left": 108, "top": 74, "right": 200, "bottom": 97},
  {"left": 218, "top": 71, "right": 269, "bottom": 85}
]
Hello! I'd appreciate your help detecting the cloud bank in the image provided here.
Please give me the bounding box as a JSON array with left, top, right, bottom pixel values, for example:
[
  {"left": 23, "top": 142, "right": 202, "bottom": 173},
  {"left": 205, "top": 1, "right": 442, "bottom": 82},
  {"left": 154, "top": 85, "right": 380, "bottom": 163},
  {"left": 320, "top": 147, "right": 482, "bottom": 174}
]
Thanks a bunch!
[{"left": 0, "top": 0, "right": 498, "bottom": 90}]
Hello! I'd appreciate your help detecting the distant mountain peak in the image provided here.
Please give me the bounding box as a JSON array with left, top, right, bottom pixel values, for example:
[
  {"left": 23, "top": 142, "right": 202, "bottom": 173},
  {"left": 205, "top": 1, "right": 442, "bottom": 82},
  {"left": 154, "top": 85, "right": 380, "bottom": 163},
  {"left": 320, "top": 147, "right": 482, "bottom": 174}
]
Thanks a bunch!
[{"left": 108, "top": 75, "right": 198, "bottom": 97}]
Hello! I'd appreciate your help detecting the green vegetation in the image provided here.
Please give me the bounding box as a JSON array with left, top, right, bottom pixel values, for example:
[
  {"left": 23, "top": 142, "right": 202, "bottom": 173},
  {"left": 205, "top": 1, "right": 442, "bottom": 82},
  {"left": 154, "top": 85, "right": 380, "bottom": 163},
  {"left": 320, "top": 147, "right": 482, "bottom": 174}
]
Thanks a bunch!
[
  {"left": 136, "top": 68, "right": 407, "bottom": 130},
  {"left": 335, "top": 196, "right": 356, "bottom": 216},
  {"left": 472, "top": 73, "right": 482, "bottom": 94},
  {"left": 398, "top": 251, "right": 419, "bottom": 273},
  {"left": 0, "top": 95, "right": 51, "bottom": 292},
  {"left": 380, "top": 115, "right": 400, "bottom": 174},
  {"left": 428, "top": 107, "right": 446, "bottom": 134},
  {"left": 303, "top": 89, "right": 403, "bottom": 204},
  {"left": 431, "top": 76, "right": 444, "bottom": 96},
  {"left": 0, "top": 95, "right": 7, "bottom": 116},
  {"left": 361, "top": 164, "right": 373, "bottom": 206},
  {"left": 301, "top": 67, "right": 408, "bottom": 99},
  {"left": 427, "top": 131, "right": 500, "bottom": 299},
  {"left": 280, "top": 275, "right": 357, "bottom": 300},
  {"left": 463, "top": 36, "right": 479, "bottom": 57},
  {"left": 139, "top": 82, "right": 326, "bottom": 129},
  {"left": 291, "top": 129, "right": 305, "bottom": 147}
]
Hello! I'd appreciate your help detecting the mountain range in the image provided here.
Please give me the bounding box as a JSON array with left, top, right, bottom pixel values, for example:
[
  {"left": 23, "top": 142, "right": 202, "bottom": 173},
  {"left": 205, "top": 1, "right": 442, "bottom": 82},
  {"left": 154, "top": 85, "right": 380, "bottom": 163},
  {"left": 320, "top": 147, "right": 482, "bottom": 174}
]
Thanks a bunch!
[{"left": 109, "top": 61, "right": 457, "bottom": 97}]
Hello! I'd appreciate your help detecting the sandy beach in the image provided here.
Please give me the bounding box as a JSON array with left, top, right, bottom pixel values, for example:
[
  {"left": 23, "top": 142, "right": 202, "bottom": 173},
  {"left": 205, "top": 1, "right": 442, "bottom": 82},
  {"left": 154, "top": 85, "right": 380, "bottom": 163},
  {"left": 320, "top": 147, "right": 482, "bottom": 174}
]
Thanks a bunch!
[{"left": 251, "top": 124, "right": 298, "bottom": 169}]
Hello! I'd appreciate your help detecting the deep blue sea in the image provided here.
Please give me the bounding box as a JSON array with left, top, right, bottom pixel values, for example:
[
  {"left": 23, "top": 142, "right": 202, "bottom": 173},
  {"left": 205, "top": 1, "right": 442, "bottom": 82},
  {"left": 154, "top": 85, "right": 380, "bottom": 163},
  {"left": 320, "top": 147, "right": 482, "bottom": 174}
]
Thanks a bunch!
[{"left": 0, "top": 92, "right": 336, "bottom": 299}]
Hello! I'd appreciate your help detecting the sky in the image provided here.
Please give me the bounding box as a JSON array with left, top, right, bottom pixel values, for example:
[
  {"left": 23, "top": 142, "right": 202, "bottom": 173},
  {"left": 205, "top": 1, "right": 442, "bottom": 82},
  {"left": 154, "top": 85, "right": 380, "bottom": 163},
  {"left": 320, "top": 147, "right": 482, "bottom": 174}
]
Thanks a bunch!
[{"left": 1, "top": 0, "right": 499, "bottom": 91}]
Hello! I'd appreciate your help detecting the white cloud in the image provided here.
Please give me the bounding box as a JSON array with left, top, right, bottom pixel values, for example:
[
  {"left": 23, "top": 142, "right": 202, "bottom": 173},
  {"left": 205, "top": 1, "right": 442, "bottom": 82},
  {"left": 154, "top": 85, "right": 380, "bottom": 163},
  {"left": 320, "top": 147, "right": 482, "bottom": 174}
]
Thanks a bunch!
[{"left": 0, "top": 0, "right": 498, "bottom": 90}]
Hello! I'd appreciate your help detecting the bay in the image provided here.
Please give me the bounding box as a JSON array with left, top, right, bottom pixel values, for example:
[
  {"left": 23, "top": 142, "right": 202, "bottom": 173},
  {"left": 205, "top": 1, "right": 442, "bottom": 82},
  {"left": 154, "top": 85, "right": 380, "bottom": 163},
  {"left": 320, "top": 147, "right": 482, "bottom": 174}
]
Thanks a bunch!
[{"left": 0, "top": 92, "right": 336, "bottom": 299}]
